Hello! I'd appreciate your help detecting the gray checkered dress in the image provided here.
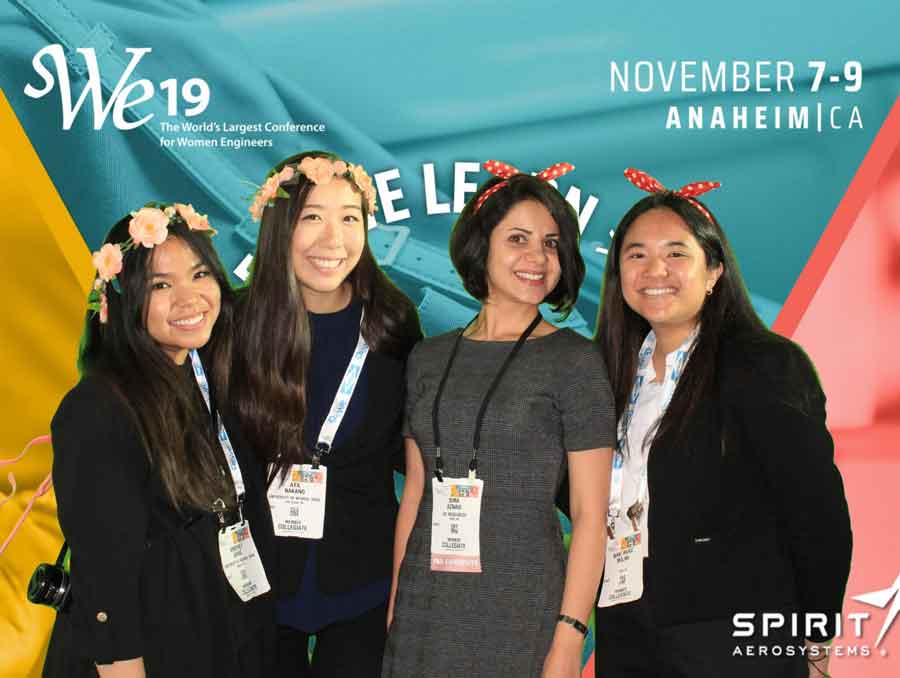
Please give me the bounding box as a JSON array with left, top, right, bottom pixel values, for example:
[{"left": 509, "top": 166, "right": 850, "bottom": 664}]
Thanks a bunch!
[{"left": 382, "top": 329, "right": 616, "bottom": 678}]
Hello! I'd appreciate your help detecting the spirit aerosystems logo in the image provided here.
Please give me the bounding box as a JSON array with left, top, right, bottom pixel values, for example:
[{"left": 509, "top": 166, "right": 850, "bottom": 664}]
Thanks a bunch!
[
  {"left": 23, "top": 45, "right": 210, "bottom": 130},
  {"left": 852, "top": 573, "right": 900, "bottom": 652},
  {"left": 731, "top": 572, "right": 899, "bottom": 662}
]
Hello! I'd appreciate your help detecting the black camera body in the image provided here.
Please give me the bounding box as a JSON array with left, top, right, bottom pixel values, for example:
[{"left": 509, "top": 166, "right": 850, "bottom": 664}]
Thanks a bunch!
[{"left": 27, "top": 543, "right": 72, "bottom": 612}]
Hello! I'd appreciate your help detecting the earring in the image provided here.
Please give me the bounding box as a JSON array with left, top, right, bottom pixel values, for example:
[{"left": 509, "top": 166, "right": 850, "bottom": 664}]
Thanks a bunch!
[{"left": 706, "top": 287, "right": 713, "bottom": 296}]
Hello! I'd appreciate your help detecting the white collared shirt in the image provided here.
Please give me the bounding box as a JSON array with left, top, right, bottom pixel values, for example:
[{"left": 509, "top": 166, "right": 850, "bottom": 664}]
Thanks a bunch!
[{"left": 616, "top": 329, "right": 698, "bottom": 556}]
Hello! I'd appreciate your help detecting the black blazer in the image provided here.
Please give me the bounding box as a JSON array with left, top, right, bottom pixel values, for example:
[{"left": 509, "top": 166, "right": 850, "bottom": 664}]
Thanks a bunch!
[
  {"left": 44, "top": 376, "right": 274, "bottom": 677},
  {"left": 274, "top": 346, "right": 410, "bottom": 596},
  {"left": 640, "top": 332, "right": 852, "bottom": 640}
]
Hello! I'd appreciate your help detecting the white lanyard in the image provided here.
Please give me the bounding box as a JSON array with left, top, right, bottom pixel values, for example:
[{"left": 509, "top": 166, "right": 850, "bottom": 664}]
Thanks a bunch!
[
  {"left": 311, "top": 322, "right": 369, "bottom": 465},
  {"left": 267, "top": 316, "right": 369, "bottom": 539},
  {"left": 189, "top": 348, "right": 245, "bottom": 501},
  {"left": 606, "top": 329, "right": 696, "bottom": 527},
  {"left": 190, "top": 351, "right": 272, "bottom": 601}
]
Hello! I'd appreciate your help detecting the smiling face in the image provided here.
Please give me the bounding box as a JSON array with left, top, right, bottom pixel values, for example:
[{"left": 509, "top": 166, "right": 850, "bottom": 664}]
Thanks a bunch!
[
  {"left": 484, "top": 199, "right": 562, "bottom": 309},
  {"left": 619, "top": 207, "right": 722, "bottom": 342},
  {"left": 145, "top": 236, "right": 221, "bottom": 364},
  {"left": 290, "top": 178, "right": 365, "bottom": 312}
]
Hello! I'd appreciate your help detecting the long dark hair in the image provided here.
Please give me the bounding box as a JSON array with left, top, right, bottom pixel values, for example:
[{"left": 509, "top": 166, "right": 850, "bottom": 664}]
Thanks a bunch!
[
  {"left": 595, "top": 191, "right": 769, "bottom": 446},
  {"left": 232, "top": 151, "right": 421, "bottom": 479},
  {"left": 79, "top": 212, "right": 236, "bottom": 512}
]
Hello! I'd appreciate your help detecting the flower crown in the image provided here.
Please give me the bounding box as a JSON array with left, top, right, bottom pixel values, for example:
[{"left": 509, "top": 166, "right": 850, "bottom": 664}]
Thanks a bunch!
[
  {"left": 89, "top": 203, "right": 216, "bottom": 324},
  {"left": 248, "top": 156, "right": 378, "bottom": 222}
]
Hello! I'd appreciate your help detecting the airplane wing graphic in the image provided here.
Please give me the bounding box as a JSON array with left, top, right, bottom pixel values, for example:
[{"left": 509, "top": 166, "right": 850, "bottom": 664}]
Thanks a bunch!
[{"left": 852, "top": 574, "right": 900, "bottom": 648}]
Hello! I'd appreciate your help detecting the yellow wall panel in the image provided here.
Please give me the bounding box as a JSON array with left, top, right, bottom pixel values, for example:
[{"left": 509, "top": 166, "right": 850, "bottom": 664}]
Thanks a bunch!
[{"left": 0, "top": 89, "right": 93, "bottom": 678}]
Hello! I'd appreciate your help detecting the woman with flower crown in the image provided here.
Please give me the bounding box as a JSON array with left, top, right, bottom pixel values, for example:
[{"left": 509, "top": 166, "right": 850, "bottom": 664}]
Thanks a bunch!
[
  {"left": 232, "top": 152, "right": 421, "bottom": 677},
  {"left": 42, "top": 205, "right": 275, "bottom": 678}
]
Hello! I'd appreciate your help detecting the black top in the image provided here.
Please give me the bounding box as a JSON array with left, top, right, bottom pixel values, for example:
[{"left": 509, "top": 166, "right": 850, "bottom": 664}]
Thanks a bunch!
[
  {"left": 639, "top": 331, "right": 852, "bottom": 641},
  {"left": 274, "top": 300, "right": 419, "bottom": 596},
  {"left": 277, "top": 298, "right": 390, "bottom": 631},
  {"left": 43, "top": 375, "right": 275, "bottom": 677}
]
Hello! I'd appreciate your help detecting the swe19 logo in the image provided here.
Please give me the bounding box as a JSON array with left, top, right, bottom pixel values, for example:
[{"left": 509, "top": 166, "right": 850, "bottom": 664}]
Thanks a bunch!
[{"left": 24, "top": 45, "right": 210, "bottom": 131}]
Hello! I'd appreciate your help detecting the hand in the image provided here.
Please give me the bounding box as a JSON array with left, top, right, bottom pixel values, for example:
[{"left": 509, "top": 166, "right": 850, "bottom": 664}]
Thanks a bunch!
[
  {"left": 805, "top": 640, "right": 831, "bottom": 678},
  {"left": 95, "top": 658, "right": 146, "bottom": 678},
  {"left": 386, "top": 576, "right": 399, "bottom": 631},
  {"left": 386, "top": 592, "right": 395, "bottom": 631},
  {"left": 540, "top": 643, "right": 581, "bottom": 678},
  {"left": 541, "top": 625, "right": 584, "bottom": 678}
]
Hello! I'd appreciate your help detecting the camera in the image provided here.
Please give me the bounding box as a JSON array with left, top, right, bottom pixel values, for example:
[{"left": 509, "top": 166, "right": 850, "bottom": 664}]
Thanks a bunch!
[{"left": 27, "top": 543, "right": 72, "bottom": 611}]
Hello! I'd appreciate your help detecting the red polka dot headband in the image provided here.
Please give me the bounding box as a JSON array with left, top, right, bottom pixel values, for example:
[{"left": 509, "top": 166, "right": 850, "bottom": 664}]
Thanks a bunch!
[
  {"left": 474, "top": 160, "right": 575, "bottom": 213},
  {"left": 623, "top": 168, "right": 720, "bottom": 222}
]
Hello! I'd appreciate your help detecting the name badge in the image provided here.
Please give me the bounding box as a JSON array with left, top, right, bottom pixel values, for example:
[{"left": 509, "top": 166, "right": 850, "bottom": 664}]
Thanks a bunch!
[
  {"left": 217, "top": 521, "right": 271, "bottom": 602},
  {"left": 267, "top": 464, "right": 327, "bottom": 539},
  {"left": 596, "top": 529, "right": 644, "bottom": 608},
  {"left": 430, "top": 477, "right": 484, "bottom": 573}
]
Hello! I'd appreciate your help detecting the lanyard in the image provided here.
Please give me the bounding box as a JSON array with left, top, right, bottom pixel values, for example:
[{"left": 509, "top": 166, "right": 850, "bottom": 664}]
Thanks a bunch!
[
  {"left": 311, "top": 324, "right": 370, "bottom": 468},
  {"left": 431, "top": 313, "right": 542, "bottom": 482},
  {"left": 607, "top": 329, "right": 695, "bottom": 525},
  {"left": 189, "top": 349, "right": 245, "bottom": 508}
]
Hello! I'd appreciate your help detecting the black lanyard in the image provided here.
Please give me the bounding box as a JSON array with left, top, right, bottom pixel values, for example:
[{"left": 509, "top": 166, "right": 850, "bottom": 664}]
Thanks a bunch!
[{"left": 431, "top": 312, "right": 542, "bottom": 482}]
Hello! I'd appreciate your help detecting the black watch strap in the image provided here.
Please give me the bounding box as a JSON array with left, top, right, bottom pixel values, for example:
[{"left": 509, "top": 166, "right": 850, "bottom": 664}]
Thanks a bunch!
[{"left": 557, "top": 614, "right": 588, "bottom": 636}]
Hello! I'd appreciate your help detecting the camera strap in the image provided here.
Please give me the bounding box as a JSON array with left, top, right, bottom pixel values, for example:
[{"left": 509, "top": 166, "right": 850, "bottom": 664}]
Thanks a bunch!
[{"left": 56, "top": 541, "right": 70, "bottom": 572}]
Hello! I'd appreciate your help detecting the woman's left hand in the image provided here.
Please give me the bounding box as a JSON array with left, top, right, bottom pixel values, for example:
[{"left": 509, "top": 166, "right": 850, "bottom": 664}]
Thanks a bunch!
[
  {"left": 805, "top": 640, "right": 831, "bottom": 677},
  {"left": 541, "top": 634, "right": 583, "bottom": 678},
  {"left": 541, "top": 446, "right": 611, "bottom": 677}
]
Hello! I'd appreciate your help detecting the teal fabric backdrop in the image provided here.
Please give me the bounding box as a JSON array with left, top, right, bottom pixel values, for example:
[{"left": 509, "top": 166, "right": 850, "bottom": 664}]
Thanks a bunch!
[
  {"left": 3, "top": 0, "right": 898, "bottom": 336},
  {"left": 2, "top": 0, "right": 898, "bottom": 668}
]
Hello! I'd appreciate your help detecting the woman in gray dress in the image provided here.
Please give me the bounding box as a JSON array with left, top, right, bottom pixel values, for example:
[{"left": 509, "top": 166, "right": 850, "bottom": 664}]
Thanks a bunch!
[{"left": 383, "top": 161, "right": 615, "bottom": 678}]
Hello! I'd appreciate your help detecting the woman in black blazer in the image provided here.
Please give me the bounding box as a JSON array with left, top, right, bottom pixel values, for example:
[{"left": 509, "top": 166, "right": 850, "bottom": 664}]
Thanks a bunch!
[
  {"left": 232, "top": 152, "right": 421, "bottom": 677},
  {"left": 44, "top": 206, "right": 274, "bottom": 677},
  {"left": 592, "top": 170, "right": 852, "bottom": 678}
]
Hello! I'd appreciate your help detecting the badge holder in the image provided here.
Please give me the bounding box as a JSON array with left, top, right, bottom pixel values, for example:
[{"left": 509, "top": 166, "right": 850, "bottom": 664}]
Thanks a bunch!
[
  {"left": 599, "top": 455, "right": 647, "bottom": 608},
  {"left": 266, "top": 326, "right": 368, "bottom": 539},
  {"left": 430, "top": 469, "right": 484, "bottom": 573},
  {"left": 267, "top": 455, "right": 329, "bottom": 540},
  {"left": 214, "top": 497, "right": 271, "bottom": 602},
  {"left": 189, "top": 350, "right": 270, "bottom": 602},
  {"left": 597, "top": 525, "right": 644, "bottom": 608}
]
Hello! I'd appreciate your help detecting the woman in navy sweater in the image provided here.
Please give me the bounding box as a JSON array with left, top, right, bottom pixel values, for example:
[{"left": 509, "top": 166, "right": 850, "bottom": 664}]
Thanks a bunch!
[{"left": 232, "top": 152, "right": 421, "bottom": 677}]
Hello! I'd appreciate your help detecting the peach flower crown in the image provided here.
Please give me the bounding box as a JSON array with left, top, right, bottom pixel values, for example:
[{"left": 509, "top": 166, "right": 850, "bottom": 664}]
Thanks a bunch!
[
  {"left": 247, "top": 156, "right": 378, "bottom": 222},
  {"left": 89, "top": 202, "right": 216, "bottom": 324}
]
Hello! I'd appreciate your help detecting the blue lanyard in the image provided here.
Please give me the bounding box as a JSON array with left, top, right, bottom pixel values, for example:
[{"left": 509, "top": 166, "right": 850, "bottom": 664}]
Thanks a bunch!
[
  {"left": 189, "top": 349, "right": 245, "bottom": 502},
  {"left": 607, "top": 329, "right": 695, "bottom": 526},
  {"left": 311, "top": 314, "right": 369, "bottom": 467}
]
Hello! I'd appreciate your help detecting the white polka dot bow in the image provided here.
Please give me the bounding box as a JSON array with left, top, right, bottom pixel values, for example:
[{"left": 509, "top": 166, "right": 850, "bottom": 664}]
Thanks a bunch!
[{"left": 623, "top": 167, "right": 721, "bottom": 222}]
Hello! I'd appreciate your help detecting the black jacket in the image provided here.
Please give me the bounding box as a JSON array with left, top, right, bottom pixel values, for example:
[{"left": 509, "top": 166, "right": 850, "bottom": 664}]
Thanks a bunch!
[
  {"left": 44, "top": 376, "right": 275, "bottom": 677},
  {"left": 639, "top": 332, "right": 852, "bottom": 640},
  {"left": 274, "top": 344, "right": 411, "bottom": 596}
]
